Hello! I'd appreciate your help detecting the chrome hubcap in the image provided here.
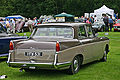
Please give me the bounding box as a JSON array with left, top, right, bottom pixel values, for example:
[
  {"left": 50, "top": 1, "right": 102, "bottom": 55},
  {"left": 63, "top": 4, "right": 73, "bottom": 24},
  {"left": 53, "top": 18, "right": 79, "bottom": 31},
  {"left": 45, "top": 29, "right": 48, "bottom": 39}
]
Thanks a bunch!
[
  {"left": 73, "top": 58, "right": 79, "bottom": 71},
  {"left": 104, "top": 51, "right": 107, "bottom": 60}
]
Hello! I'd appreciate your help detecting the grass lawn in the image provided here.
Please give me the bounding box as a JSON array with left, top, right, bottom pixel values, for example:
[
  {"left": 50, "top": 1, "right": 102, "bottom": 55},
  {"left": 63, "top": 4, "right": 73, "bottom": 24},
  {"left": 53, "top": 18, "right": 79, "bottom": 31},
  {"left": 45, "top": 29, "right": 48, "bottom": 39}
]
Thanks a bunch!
[
  {"left": 16, "top": 32, "right": 32, "bottom": 37},
  {"left": 0, "top": 32, "right": 120, "bottom": 80}
]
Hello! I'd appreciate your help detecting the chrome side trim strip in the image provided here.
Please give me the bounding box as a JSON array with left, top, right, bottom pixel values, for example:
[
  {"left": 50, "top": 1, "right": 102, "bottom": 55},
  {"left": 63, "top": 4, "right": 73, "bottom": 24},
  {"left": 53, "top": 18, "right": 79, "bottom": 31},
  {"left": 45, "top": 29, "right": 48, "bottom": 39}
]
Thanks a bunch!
[{"left": 57, "top": 61, "right": 71, "bottom": 65}]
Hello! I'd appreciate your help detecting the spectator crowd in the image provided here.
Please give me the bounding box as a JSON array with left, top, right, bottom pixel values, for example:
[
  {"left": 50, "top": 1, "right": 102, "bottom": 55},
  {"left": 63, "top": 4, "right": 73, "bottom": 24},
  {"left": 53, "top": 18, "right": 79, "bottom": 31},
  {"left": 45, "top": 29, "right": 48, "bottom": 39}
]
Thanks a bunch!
[
  {"left": 78, "top": 13, "right": 115, "bottom": 32},
  {"left": 0, "top": 14, "right": 118, "bottom": 33}
]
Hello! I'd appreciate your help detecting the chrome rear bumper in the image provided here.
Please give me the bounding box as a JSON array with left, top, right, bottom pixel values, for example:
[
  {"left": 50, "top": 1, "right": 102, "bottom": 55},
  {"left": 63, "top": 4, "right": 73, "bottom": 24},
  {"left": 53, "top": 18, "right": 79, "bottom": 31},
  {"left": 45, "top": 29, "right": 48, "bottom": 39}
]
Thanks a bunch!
[
  {"left": 7, "top": 51, "right": 71, "bottom": 70},
  {"left": 7, "top": 61, "right": 71, "bottom": 70}
]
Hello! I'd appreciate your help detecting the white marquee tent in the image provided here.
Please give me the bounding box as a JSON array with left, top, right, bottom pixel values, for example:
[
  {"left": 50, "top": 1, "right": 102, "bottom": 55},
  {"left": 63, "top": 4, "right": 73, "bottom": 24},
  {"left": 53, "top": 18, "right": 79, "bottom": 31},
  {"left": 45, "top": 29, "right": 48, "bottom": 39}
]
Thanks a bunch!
[{"left": 94, "top": 5, "right": 114, "bottom": 17}]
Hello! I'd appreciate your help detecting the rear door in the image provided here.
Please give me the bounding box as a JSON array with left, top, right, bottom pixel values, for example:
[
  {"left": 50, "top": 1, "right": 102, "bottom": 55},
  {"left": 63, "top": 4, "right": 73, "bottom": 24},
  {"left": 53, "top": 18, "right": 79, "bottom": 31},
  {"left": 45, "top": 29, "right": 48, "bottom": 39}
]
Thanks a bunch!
[{"left": 78, "top": 25, "right": 97, "bottom": 62}]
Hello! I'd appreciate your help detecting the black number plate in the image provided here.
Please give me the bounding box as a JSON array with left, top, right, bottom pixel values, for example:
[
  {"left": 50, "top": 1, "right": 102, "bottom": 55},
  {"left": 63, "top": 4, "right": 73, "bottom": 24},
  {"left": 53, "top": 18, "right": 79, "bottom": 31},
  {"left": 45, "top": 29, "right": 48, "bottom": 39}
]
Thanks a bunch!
[{"left": 24, "top": 52, "right": 42, "bottom": 56}]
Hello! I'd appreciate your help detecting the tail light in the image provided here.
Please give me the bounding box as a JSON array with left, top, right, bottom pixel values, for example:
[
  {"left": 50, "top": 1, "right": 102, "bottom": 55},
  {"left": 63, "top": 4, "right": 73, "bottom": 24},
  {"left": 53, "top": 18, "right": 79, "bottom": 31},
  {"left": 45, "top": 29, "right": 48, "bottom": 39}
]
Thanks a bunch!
[
  {"left": 56, "top": 41, "right": 60, "bottom": 52},
  {"left": 9, "top": 41, "right": 14, "bottom": 50}
]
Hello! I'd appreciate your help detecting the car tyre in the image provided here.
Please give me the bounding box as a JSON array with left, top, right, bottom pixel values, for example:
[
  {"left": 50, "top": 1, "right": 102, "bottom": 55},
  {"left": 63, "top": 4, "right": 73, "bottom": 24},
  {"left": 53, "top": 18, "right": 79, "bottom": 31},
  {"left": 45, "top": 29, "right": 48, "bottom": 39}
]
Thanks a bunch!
[
  {"left": 67, "top": 56, "right": 82, "bottom": 75},
  {"left": 100, "top": 50, "right": 108, "bottom": 62}
]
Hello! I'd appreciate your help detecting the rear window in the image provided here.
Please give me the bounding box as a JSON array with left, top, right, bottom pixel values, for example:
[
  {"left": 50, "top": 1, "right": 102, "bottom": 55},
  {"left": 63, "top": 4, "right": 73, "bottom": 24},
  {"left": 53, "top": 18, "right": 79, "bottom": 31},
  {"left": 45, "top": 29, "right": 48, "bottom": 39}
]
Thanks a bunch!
[{"left": 33, "top": 26, "right": 74, "bottom": 38}]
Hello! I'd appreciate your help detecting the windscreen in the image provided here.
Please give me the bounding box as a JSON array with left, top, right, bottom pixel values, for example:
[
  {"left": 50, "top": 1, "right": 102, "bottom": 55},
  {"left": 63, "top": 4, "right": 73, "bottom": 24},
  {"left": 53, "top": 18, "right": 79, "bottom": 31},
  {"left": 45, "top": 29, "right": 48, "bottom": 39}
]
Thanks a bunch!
[{"left": 33, "top": 26, "right": 74, "bottom": 38}]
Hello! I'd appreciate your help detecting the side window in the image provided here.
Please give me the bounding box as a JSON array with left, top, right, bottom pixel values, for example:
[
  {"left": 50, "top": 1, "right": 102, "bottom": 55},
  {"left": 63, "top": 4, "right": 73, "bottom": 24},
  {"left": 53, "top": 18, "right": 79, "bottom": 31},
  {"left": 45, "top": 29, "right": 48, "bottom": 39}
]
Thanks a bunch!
[
  {"left": 78, "top": 26, "right": 87, "bottom": 39},
  {"left": 86, "top": 26, "right": 94, "bottom": 37}
]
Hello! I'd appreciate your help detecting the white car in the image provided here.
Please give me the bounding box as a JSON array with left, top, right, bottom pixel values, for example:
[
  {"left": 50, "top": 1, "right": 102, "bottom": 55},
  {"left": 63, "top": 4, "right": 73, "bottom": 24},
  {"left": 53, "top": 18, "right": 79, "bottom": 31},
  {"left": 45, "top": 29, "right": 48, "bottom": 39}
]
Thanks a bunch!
[{"left": 92, "top": 21, "right": 105, "bottom": 32}]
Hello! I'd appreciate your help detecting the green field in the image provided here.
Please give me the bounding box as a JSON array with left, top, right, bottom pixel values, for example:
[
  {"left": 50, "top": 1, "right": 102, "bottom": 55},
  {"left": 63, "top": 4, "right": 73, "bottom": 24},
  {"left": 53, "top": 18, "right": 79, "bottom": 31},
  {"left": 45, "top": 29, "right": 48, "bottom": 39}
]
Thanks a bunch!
[{"left": 0, "top": 32, "right": 120, "bottom": 80}]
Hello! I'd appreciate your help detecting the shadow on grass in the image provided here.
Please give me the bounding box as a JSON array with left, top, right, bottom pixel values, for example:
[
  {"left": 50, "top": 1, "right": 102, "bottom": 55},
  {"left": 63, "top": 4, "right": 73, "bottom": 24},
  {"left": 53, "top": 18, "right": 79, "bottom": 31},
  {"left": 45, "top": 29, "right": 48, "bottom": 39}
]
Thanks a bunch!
[
  {"left": 16, "top": 61, "right": 101, "bottom": 79},
  {"left": 5, "top": 61, "right": 105, "bottom": 80},
  {"left": 0, "top": 57, "right": 7, "bottom": 63},
  {"left": 115, "top": 54, "right": 120, "bottom": 55},
  {"left": 17, "top": 69, "right": 68, "bottom": 79},
  {"left": 81, "top": 60, "right": 101, "bottom": 69}
]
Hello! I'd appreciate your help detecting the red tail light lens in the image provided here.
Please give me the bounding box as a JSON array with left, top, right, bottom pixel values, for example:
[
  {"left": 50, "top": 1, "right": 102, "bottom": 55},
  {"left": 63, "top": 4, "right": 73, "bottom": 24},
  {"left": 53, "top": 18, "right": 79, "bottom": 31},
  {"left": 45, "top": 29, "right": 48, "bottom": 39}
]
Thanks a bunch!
[
  {"left": 9, "top": 41, "right": 14, "bottom": 50},
  {"left": 56, "top": 41, "right": 60, "bottom": 52}
]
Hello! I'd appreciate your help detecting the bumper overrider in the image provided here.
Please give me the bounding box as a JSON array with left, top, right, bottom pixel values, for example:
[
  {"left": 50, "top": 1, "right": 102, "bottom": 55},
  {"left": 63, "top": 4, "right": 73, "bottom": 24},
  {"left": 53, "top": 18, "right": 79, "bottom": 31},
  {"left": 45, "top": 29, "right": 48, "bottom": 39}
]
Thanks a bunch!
[{"left": 7, "top": 52, "right": 71, "bottom": 70}]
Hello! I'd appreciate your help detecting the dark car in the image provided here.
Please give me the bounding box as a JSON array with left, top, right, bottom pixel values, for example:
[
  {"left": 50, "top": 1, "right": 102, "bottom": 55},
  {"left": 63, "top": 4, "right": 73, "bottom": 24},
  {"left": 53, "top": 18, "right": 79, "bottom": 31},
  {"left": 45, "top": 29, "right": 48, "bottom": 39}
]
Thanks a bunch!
[{"left": 0, "top": 24, "right": 27, "bottom": 57}]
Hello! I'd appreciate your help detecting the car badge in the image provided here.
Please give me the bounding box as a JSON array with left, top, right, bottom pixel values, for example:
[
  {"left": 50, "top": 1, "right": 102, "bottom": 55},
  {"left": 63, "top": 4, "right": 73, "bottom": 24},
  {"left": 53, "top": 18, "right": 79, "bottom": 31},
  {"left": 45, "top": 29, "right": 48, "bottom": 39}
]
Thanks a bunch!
[
  {"left": 30, "top": 47, "right": 33, "bottom": 49},
  {"left": 30, "top": 47, "right": 35, "bottom": 49}
]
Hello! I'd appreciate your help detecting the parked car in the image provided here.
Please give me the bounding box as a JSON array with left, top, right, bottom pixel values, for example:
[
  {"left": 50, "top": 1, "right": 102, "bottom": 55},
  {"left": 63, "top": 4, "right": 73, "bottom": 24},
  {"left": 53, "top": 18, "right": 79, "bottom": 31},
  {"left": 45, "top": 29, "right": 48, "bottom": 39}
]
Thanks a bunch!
[
  {"left": 92, "top": 21, "right": 105, "bottom": 32},
  {"left": 7, "top": 23, "right": 109, "bottom": 74},
  {"left": 113, "top": 19, "right": 120, "bottom": 32},
  {"left": 0, "top": 24, "right": 27, "bottom": 57}
]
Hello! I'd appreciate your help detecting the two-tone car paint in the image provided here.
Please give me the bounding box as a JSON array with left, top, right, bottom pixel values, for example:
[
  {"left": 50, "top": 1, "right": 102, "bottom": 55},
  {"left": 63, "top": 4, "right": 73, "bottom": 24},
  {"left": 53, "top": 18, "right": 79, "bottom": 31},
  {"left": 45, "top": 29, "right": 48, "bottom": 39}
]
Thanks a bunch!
[{"left": 7, "top": 23, "right": 109, "bottom": 74}]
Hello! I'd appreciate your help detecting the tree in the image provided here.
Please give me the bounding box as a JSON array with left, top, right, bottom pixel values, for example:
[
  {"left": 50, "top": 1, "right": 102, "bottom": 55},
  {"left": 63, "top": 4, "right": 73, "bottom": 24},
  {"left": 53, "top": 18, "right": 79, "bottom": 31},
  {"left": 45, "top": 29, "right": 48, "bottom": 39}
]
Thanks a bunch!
[{"left": 0, "top": 0, "right": 120, "bottom": 18}]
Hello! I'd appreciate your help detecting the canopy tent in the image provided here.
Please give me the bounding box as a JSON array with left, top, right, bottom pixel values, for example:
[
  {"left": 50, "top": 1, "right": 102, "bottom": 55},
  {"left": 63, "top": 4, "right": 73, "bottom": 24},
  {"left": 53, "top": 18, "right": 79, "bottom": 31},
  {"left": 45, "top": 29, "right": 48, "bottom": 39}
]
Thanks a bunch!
[
  {"left": 55, "top": 12, "right": 75, "bottom": 22},
  {"left": 94, "top": 5, "right": 114, "bottom": 17},
  {"left": 5, "top": 15, "right": 25, "bottom": 20},
  {"left": 55, "top": 12, "right": 75, "bottom": 17},
  {"left": 5, "top": 17, "right": 22, "bottom": 19}
]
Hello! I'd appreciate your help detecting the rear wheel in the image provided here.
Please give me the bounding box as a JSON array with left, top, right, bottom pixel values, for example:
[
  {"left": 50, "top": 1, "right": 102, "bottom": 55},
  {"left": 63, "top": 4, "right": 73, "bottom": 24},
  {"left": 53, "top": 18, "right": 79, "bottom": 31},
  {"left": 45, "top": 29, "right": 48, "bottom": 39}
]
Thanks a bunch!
[
  {"left": 101, "top": 50, "right": 108, "bottom": 62},
  {"left": 67, "top": 56, "right": 82, "bottom": 75}
]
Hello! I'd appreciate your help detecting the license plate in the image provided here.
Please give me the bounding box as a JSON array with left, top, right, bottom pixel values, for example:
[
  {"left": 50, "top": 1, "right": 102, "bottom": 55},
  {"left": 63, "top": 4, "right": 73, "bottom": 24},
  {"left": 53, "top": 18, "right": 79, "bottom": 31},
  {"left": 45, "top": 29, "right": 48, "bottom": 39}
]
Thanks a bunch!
[{"left": 24, "top": 52, "right": 42, "bottom": 56}]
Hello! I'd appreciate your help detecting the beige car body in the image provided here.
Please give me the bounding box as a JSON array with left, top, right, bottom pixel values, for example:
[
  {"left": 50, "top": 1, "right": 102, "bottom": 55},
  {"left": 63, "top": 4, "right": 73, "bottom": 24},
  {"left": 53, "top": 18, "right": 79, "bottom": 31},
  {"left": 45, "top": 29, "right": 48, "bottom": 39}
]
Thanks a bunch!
[{"left": 7, "top": 23, "right": 109, "bottom": 71}]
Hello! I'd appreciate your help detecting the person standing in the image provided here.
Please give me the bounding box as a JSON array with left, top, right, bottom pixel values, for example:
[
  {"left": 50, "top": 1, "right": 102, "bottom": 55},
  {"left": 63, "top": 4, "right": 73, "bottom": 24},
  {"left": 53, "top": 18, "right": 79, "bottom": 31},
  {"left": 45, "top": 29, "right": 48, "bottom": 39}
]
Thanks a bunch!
[
  {"left": 114, "top": 13, "right": 117, "bottom": 19},
  {"left": 27, "top": 18, "right": 33, "bottom": 32},
  {"left": 12, "top": 18, "right": 16, "bottom": 33},
  {"left": 116, "top": 13, "right": 118, "bottom": 19},
  {"left": 84, "top": 17, "right": 87, "bottom": 23},
  {"left": 109, "top": 16, "right": 113, "bottom": 32},
  {"left": 80, "top": 16, "right": 84, "bottom": 22},
  {"left": 6, "top": 19, "right": 10, "bottom": 33},
  {"left": 89, "top": 17, "right": 94, "bottom": 24},
  {"left": 86, "top": 18, "right": 91, "bottom": 24},
  {"left": 9, "top": 20, "right": 13, "bottom": 33},
  {"left": 103, "top": 14, "right": 109, "bottom": 32},
  {"left": 33, "top": 17, "right": 38, "bottom": 26}
]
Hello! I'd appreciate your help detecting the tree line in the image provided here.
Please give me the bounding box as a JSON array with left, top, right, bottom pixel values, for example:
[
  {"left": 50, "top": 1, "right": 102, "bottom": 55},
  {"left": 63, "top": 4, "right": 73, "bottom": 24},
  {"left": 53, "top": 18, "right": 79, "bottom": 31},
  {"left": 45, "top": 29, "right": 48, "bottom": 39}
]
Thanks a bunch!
[{"left": 0, "top": 0, "right": 120, "bottom": 18}]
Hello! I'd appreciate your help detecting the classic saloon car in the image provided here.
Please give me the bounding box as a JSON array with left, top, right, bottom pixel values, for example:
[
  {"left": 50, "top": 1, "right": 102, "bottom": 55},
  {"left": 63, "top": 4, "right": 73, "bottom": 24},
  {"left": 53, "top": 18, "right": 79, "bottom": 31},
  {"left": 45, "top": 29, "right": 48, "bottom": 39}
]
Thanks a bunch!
[
  {"left": 0, "top": 23, "right": 27, "bottom": 57},
  {"left": 7, "top": 23, "right": 109, "bottom": 74}
]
